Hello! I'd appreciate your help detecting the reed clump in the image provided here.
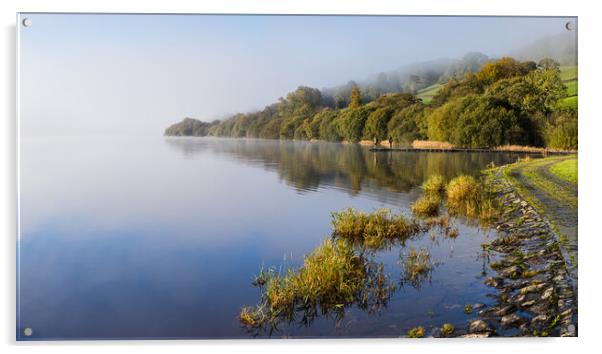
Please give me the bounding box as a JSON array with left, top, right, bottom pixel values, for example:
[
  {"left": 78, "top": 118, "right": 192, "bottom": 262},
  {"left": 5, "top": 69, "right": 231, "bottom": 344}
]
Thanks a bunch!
[
  {"left": 446, "top": 175, "right": 499, "bottom": 225},
  {"left": 240, "top": 238, "right": 395, "bottom": 330},
  {"left": 331, "top": 208, "right": 420, "bottom": 249},
  {"left": 411, "top": 195, "right": 441, "bottom": 217},
  {"left": 446, "top": 175, "right": 481, "bottom": 208},
  {"left": 421, "top": 175, "right": 446, "bottom": 194}
]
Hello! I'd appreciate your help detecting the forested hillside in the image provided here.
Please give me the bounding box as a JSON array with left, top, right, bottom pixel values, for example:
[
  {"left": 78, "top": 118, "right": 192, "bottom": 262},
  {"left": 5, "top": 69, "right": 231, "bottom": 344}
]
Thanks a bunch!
[{"left": 165, "top": 56, "right": 577, "bottom": 150}]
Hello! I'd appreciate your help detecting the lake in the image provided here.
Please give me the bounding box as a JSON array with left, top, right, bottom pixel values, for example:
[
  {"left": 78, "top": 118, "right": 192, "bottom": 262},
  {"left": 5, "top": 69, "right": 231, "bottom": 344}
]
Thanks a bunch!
[{"left": 18, "top": 136, "right": 528, "bottom": 339}]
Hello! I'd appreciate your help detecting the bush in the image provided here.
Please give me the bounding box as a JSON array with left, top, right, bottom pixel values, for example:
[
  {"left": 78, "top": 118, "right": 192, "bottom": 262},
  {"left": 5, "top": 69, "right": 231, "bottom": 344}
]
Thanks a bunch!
[{"left": 545, "top": 109, "right": 577, "bottom": 150}]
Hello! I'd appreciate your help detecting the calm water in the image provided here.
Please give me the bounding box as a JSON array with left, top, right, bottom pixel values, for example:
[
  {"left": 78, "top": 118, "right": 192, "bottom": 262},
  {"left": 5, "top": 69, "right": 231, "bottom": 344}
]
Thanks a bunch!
[{"left": 18, "top": 137, "right": 527, "bottom": 340}]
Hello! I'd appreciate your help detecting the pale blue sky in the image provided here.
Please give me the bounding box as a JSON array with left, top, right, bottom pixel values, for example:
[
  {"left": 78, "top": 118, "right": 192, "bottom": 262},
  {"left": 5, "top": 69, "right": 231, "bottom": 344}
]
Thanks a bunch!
[{"left": 18, "top": 14, "right": 575, "bottom": 136}]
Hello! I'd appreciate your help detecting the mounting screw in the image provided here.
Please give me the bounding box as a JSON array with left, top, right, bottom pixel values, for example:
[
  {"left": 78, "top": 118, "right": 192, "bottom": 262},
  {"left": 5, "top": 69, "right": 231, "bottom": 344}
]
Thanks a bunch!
[
  {"left": 22, "top": 17, "right": 32, "bottom": 28},
  {"left": 23, "top": 327, "right": 33, "bottom": 336}
]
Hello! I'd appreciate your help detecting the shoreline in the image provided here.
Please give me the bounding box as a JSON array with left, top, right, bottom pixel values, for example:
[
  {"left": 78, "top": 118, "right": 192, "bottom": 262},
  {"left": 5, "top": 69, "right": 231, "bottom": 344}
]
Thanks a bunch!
[
  {"left": 370, "top": 147, "right": 577, "bottom": 155},
  {"left": 473, "top": 166, "right": 577, "bottom": 337},
  {"left": 164, "top": 135, "right": 578, "bottom": 155}
]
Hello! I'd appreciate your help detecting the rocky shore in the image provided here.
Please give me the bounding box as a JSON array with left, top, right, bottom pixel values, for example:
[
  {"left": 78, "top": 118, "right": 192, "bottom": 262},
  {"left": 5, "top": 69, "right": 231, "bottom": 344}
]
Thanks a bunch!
[
  {"left": 474, "top": 169, "right": 576, "bottom": 337},
  {"left": 430, "top": 168, "right": 577, "bottom": 338}
]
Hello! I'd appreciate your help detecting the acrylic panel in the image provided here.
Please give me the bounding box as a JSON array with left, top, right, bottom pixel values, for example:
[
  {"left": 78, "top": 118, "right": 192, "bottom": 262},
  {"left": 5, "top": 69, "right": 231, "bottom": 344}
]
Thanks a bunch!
[{"left": 17, "top": 13, "right": 577, "bottom": 340}]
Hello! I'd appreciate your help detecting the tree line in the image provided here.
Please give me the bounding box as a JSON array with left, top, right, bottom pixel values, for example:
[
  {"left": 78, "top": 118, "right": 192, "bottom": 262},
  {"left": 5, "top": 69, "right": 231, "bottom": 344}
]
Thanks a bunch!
[{"left": 165, "top": 57, "right": 577, "bottom": 150}]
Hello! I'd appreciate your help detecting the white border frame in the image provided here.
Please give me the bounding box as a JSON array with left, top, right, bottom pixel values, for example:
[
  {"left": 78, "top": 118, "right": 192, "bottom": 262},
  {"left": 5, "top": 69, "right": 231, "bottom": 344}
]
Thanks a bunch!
[{"left": 2, "top": 1, "right": 600, "bottom": 353}]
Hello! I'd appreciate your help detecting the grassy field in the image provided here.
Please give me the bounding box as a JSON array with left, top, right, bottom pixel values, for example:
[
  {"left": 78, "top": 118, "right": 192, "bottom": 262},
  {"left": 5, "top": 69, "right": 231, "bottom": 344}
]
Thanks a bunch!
[
  {"left": 503, "top": 156, "right": 577, "bottom": 207},
  {"left": 549, "top": 158, "right": 578, "bottom": 185},
  {"left": 558, "top": 65, "right": 577, "bottom": 110},
  {"left": 416, "top": 83, "right": 442, "bottom": 104},
  {"left": 417, "top": 66, "right": 576, "bottom": 107},
  {"left": 559, "top": 65, "right": 577, "bottom": 81}
]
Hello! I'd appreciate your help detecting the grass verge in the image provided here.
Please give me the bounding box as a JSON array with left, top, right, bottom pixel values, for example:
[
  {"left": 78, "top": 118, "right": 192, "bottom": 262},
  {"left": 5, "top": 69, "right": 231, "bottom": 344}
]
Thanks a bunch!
[{"left": 549, "top": 158, "right": 577, "bottom": 185}]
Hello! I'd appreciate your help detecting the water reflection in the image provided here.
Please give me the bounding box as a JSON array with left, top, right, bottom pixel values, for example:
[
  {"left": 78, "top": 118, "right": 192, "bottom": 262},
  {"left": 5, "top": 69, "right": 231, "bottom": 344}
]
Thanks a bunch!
[
  {"left": 18, "top": 136, "right": 524, "bottom": 340},
  {"left": 165, "top": 137, "right": 529, "bottom": 196}
]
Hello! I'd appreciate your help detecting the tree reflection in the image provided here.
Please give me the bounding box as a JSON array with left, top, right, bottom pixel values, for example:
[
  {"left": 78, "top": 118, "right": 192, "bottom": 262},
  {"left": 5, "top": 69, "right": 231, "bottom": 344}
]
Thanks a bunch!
[{"left": 165, "top": 137, "right": 524, "bottom": 195}]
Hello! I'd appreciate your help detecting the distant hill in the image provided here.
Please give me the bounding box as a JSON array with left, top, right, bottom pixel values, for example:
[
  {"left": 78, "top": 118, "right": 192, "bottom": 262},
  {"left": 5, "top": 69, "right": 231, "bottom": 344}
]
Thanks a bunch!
[
  {"left": 322, "top": 52, "right": 490, "bottom": 106},
  {"left": 513, "top": 30, "right": 577, "bottom": 65}
]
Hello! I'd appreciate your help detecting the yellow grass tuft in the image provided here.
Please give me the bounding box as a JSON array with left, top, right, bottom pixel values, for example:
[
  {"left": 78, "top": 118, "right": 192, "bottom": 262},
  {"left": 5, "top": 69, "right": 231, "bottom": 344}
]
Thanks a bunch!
[
  {"left": 422, "top": 175, "right": 446, "bottom": 194},
  {"left": 411, "top": 195, "right": 441, "bottom": 217},
  {"left": 407, "top": 326, "right": 425, "bottom": 338},
  {"left": 331, "top": 208, "right": 420, "bottom": 249},
  {"left": 446, "top": 175, "right": 499, "bottom": 224}
]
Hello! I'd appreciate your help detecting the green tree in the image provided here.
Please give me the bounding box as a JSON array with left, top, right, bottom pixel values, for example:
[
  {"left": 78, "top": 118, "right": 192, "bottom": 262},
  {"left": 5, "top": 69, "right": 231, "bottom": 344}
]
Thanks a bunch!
[
  {"left": 349, "top": 85, "right": 362, "bottom": 108},
  {"left": 364, "top": 107, "right": 394, "bottom": 141},
  {"left": 315, "top": 108, "right": 342, "bottom": 142},
  {"left": 387, "top": 103, "right": 427, "bottom": 144},
  {"left": 545, "top": 109, "right": 577, "bottom": 149},
  {"left": 336, "top": 106, "right": 372, "bottom": 142}
]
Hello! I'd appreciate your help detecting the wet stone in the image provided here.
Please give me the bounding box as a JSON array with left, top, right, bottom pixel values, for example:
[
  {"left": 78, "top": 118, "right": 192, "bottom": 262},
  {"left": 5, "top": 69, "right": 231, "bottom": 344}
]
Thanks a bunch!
[
  {"left": 495, "top": 305, "right": 516, "bottom": 316},
  {"left": 484, "top": 277, "right": 504, "bottom": 288},
  {"left": 501, "top": 313, "right": 522, "bottom": 327},
  {"left": 541, "top": 287, "right": 555, "bottom": 301},
  {"left": 561, "top": 324, "right": 576, "bottom": 337},
  {"left": 531, "top": 314, "right": 548, "bottom": 323},
  {"left": 529, "top": 302, "right": 550, "bottom": 315},
  {"left": 429, "top": 327, "right": 442, "bottom": 338},
  {"left": 469, "top": 320, "right": 491, "bottom": 333},
  {"left": 500, "top": 265, "right": 522, "bottom": 278},
  {"left": 519, "top": 283, "right": 545, "bottom": 295},
  {"left": 521, "top": 300, "right": 535, "bottom": 308}
]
